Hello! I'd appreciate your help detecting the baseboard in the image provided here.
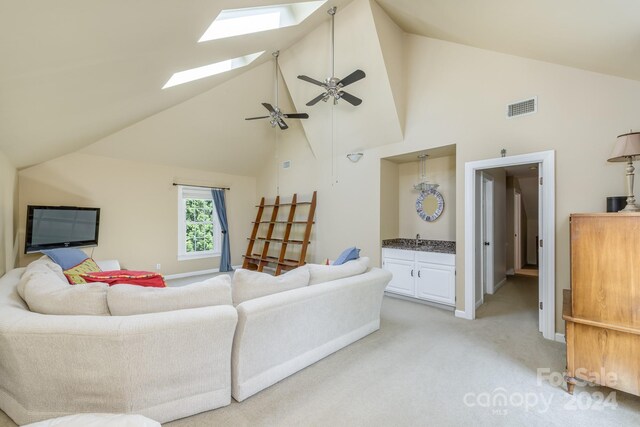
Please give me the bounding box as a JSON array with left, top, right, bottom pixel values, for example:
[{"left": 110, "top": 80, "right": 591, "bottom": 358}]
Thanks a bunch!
[
  {"left": 455, "top": 309, "right": 473, "bottom": 320},
  {"left": 165, "top": 265, "right": 241, "bottom": 280},
  {"left": 384, "top": 292, "right": 455, "bottom": 312},
  {"left": 554, "top": 333, "right": 565, "bottom": 343},
  {"left": 506, "top": 268, "right": 514, "bottom": 276},
  {"left": 475, "top": 299, "right": 483, "bottom": 309},
  {"left": 494, "top": 277, "right": 507, "bottom": 292}
]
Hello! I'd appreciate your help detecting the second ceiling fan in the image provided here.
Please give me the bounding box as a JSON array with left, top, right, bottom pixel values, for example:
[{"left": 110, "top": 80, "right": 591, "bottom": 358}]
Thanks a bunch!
[
  {"left": 298, "top": 6, "right": 366, "bottom": 106},
  {"left": 245, "top": 51, "right": 309, "bottom": 130}
]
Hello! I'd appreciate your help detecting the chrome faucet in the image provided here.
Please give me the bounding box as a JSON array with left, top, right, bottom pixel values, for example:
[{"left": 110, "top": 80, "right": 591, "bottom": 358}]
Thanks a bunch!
[{"left": 415, "top": 234, "right": 420, "bottom": 246}]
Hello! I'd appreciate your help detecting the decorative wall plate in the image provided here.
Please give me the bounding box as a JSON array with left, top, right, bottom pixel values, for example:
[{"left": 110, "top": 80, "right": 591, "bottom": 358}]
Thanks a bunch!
[{"left": 416, "top": 189, "right": 444, "bottom": 222}]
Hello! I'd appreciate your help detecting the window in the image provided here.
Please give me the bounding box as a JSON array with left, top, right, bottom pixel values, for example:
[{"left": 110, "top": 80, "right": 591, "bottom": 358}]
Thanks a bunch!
[
  {"left": 178, "top": 186, "right": 221, "bottom": 260},
  {"left": 198, "top": 1, "right": 327, "bottom": 42},
  {"left": 163, "top": 51, "right": 264, "bottom": 89}
]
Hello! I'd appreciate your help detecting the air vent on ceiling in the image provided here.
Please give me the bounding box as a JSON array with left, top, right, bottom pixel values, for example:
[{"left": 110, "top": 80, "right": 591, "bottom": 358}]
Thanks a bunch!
[{"left": 507, "top": 97, "right": 537, "bottom": 119}]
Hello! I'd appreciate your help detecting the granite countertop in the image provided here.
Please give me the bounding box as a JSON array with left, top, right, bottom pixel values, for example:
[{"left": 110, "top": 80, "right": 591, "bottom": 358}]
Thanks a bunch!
[{"left": 382, "top": 238, "right": 456, "bottom": 254}]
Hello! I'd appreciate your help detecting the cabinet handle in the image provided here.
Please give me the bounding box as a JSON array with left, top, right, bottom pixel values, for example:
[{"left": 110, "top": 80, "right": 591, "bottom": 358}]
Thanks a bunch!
[
  {"left": 411, "top": 269, "right": 414, "bottom": 277},
  {"left": 418, "top": 270, "right": 421, "bottom": 278}
]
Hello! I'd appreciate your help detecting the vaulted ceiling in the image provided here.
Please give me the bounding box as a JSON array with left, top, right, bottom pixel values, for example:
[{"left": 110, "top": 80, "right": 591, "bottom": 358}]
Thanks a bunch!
[{"left": 2, "top": 0, "right": 640, "bottom": 172}]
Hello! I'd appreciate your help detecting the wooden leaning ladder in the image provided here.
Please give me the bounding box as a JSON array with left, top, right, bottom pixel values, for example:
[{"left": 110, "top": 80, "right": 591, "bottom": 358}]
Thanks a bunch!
[{"left": 242, "top": 191, "right": 317, "bottom": 275}]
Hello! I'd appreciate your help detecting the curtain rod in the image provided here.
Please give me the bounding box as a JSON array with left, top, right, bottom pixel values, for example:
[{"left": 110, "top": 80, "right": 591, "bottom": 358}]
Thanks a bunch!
[{"left": 172, "top": 183, "right": 230, "bottom": 191}]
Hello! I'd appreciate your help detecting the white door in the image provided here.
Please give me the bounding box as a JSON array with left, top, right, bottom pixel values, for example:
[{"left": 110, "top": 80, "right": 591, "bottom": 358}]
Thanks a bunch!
[
  {"left": 383, "top": 258, "right": 415, "bottom": 297},
  {"left": 480, "top": 173, "right": 494, "bottom": 305},
  {"left": 514, "top": 191, "right": 522, "bottom": 271},
  {"left": 537, "top": 166, "right": 544, "bottom": 333}
]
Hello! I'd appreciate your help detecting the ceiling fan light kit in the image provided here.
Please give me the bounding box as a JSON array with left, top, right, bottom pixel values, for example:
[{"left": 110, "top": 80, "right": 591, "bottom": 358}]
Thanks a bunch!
[
  {"left": 245, "top": 51, "right": 309, "bottom": 130},
  {"left": 297, "top": 6, "right": 366, "bottom": 107}
]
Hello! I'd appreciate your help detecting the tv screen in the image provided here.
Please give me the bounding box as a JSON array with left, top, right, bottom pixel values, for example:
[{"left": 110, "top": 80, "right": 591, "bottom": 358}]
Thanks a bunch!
[{"left": 25, "top": 206, "right": 100, "bottom": 253}]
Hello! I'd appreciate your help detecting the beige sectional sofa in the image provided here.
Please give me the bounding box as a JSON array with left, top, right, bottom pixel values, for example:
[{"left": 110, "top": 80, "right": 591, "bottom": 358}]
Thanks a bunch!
[
  {"left": 0, "top": 262, "right": 238, "bottom": 425},
  {"left": 0, "top": 257, "right": 391, "bottom": 425}
]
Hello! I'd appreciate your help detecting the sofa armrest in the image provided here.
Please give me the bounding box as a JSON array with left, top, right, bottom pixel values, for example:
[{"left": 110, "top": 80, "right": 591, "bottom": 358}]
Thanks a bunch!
[{"left": 232, "top": 268, "right": 391, "bottom": 401}]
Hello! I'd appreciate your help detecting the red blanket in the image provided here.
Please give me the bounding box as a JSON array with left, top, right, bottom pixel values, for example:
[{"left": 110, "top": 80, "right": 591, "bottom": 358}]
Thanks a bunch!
[{"left": 81, "top": 270, "right": 166, "bottom": 287}]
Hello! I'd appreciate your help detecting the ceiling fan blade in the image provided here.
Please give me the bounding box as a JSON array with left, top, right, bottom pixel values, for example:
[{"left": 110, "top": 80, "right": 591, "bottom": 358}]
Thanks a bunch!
[
  {"left": 339, "top": 91, "right": 362, "bottom": 106},
  {"left": 277, "top": 119, "right": 289, "bottom": 130},
  {"left": 261, "top": 103, "right": 276, "bottom": 113},
  {"left": 338, "top": 69, "right": 366, "bottom": 87},
  {"left": 297, "top": 75, "right": 326, "bottom": 87},
  {"left": 306, "top": 93, "right": 327, "bottom": 106},
  {"left": 245, "top": 116, "right": 270, "bottom": 120},
  {"left": 283, "top": 113, "right": 309, "bottom": 119}
]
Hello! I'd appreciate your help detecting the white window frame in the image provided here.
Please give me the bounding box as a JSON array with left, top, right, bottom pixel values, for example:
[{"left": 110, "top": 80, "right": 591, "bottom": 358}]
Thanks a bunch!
[{"left": 177, "top": 186, "right": 222, "bottom": 261}]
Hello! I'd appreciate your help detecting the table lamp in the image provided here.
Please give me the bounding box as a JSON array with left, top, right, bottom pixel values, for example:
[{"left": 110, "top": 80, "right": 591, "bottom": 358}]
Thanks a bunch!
[{"left": 608, "top": 131, "right": 640, "bottom": 212}]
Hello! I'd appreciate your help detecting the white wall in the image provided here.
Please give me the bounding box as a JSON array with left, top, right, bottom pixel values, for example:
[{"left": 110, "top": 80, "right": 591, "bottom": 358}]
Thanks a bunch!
[
  {"left": 0, "top": 150, "right": 17, "bottom": 275},
  {"left": 398, "top": 155, "right": 455, "bottom": 241},
  {"left": 526, "top": 219, "right": 539, "bottom": 265},
  {"left": 380, "top": 159, "right": 399, "bottom": 241},
  {"left": 18, "top": 153, "right": 256, "bottom": 275},
  {"left": 263, "top": 16, "right": 640, "bottom": 334}
]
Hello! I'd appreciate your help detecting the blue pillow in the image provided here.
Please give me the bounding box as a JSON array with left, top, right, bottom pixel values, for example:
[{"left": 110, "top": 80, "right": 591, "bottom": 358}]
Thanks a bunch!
[
  {"left": 332, "top": 247, "right": 360, "bottom": 265},
  {"left": 41, "top": 248, "right": 89, "bottom": 270}
]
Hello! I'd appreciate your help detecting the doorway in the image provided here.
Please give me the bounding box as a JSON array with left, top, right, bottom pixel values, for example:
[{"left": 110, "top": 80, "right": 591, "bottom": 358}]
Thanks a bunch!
[{"left": 460, "top": 150, "right": 555, "bottom": 341}]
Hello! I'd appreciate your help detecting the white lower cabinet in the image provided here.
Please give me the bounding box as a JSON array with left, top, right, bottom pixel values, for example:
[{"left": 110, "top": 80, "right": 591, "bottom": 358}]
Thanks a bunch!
[
  {"left": 382, "top": 248, "right": 455, "bottom": 306},
  {"left": 384, "top": 258, "right": 415, "bottom": 296}
]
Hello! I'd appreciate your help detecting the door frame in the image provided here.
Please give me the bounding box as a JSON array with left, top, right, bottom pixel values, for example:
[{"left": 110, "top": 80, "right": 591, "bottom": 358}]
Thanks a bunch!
[
  {"left": 480, "top": 172, "right": 494, "bottom": 302},
  {"left": 459, "top": 150, "right": 556, "bottom": 341}
]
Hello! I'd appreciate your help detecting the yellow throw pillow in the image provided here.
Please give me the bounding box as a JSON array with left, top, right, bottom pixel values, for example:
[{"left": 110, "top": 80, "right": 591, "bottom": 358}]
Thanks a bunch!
[{"left": 63, "top": 258, "right": 102, "bottom": 284}]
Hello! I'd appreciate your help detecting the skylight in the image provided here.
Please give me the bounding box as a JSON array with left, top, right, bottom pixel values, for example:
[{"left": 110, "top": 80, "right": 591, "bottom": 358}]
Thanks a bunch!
[
  {"left": 162, "top": 51, "right": 264, "bottom": 89},
  {"left": 199, "top": 1, "right": 327, "bottom": 42}
]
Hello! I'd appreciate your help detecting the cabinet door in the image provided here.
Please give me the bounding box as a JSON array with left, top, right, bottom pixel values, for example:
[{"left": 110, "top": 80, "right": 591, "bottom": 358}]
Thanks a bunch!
[
  {"left": 416, "top": 262, "right": 455, "bottom": 305},
  {"left": 382, "top": 258, "right": 415, "bottom": 297}
]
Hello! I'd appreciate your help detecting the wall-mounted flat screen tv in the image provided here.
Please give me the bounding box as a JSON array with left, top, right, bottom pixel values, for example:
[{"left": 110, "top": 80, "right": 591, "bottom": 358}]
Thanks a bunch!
[{"left": 25, "top": 206, "right": 100, "bottom": 253}]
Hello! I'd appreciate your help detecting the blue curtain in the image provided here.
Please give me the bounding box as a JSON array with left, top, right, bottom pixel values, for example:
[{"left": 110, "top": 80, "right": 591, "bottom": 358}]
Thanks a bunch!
[{"left": 212, "top": 189, "right": 232, "bottom": 272}]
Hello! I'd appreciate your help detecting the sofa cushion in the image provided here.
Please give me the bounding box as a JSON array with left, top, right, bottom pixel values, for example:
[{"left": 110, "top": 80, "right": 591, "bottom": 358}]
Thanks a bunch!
[
  {"left": 41, "top": 248, "right": 89, "bottom": 270},
  {"left": 107, "top": 274, "right": 232, "bottom": 315},
  {"left": 307, "top": 257, "right": 370, "bottom": 285},
  {"left": 18, "top": 258, "right": 68, "bottom": 298},
  {"left": 232, "top": 266, "right": 310, "bottom": 305},
  {"left": 63, "top": 258, "right": 102, "bottom": 284},
  {"left": 332, "top": 246, "right": 360, "bottom": 265},
  {"left": 21, "top": 265, "right": 110, "bottom": 316}
]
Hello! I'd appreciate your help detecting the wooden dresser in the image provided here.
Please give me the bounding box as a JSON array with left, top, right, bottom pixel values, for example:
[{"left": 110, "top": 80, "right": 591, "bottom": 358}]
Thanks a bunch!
[{"left": 564, "top": 213, "right": 640, "bottom": 395}]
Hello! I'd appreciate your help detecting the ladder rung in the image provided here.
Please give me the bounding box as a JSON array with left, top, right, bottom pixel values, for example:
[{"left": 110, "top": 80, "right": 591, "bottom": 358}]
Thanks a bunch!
[{"left": 255, "top": 202, "right": 313, "bottom": 207}]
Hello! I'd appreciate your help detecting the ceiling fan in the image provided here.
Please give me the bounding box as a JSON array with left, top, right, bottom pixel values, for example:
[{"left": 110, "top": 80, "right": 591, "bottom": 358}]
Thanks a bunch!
[
  {"left": 297, "top": 6, "right": 366, "bottom": 107},
  {"left": 245, "top": 51, "right": 309, "bottom": 130}
]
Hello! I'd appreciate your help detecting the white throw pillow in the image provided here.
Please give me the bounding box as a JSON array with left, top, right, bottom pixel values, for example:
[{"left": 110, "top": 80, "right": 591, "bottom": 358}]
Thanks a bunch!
[
  {"left": 22, "top": 267, "right": 110, "bottom": 316},
  {"left": 107, "top": 274, "right": 233, "bottom": 316},
  {"left": 232, "top": 266, "right": 310, "bottom": 305},
  {"left": 307, "top": 257, "right": 370, "bottom": 285}
]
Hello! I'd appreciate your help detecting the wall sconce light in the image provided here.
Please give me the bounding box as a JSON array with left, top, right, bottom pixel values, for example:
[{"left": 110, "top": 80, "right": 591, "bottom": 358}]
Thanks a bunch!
[{"left": 346, "top": 152, "right": 364, "bottom": 162}]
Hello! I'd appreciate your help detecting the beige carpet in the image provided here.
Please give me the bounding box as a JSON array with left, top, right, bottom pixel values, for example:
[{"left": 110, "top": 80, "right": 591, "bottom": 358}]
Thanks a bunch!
[{"left": 1, "top": 276, "right": 639, "bottom": 426}]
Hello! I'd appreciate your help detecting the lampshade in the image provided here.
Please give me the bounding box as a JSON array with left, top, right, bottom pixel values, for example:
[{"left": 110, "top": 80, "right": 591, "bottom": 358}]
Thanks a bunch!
[{"left": 608, "top": 132, "right": 640, "bottom": 162}]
